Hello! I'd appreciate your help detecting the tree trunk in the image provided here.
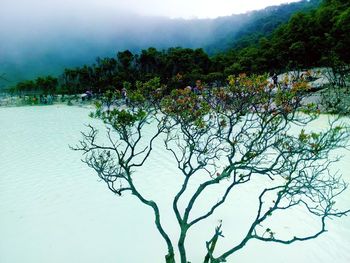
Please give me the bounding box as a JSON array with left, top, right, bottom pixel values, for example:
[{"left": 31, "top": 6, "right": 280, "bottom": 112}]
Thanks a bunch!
[
  {"left": 178, "top": 228, "right": 188, "bottom": 263},
  {"left": 165, "top": 252, "right": 176, "bottom": 263}
]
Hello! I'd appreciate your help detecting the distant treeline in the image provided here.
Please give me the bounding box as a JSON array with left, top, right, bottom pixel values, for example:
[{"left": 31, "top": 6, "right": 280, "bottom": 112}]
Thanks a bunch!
[{"left": 10, "top": 0, "right": 349, "bottom": 95}]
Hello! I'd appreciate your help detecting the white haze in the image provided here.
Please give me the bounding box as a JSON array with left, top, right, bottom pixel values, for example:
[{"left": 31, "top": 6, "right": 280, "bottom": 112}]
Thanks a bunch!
[{"left": 1, "top": 0, "right": 301, "bottom": 20}]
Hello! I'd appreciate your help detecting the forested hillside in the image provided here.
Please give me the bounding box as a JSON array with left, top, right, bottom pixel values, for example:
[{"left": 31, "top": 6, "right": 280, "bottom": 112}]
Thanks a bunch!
[
  {"left": 206, "top": 0, "right": 321, "bottom": 53},
  {"left": 0, "top": 0, "right": 320, "bottom": 88},
  {"left": 214, "top": 0, "right": 350, "bottom": 74},
  {"left": 5, "top": 0, "right": 349, "bottom": 95}
]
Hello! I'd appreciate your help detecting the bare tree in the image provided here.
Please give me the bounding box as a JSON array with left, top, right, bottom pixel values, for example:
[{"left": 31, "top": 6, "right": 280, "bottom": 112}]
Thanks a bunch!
[{"left": 73, "top": 75, "right": 350, "bottom": 263}]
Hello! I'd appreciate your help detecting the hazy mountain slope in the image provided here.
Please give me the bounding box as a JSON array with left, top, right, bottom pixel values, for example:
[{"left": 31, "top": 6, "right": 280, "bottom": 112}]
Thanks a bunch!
[
  {"left": 0, "top": 0, "right": 320, "bottom": 88},
  {"left": 205, "top": 0, "right": 322, "bottom": 53}
]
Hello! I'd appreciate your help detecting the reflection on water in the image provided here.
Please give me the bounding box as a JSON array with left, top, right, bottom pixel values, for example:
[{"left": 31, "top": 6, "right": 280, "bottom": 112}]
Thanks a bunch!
[{"left": 0, "top": 106, "right": 349, "bottom": 263}]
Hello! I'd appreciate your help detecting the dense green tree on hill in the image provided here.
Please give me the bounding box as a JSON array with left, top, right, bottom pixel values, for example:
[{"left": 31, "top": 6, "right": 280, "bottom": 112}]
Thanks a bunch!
[
  {"left": 139, "top": 48, "right": 164, "bottom": 78},
  {"left": 35, "top": 76, "right": 58, "bottom": 95}
]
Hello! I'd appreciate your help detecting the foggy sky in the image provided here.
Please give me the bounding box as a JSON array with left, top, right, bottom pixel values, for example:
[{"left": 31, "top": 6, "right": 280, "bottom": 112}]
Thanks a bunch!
[
  {"left": 0, "top": 0, "right": 302, "bottom": 40},
  {"left": 1, "top": 0, "right": 301, "bottom": 19}
]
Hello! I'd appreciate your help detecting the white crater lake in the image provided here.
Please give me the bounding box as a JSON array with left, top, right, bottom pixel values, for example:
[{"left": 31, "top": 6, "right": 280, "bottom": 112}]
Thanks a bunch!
[{"left": 0, "top": 105, "right": 350, "bottom": 263}]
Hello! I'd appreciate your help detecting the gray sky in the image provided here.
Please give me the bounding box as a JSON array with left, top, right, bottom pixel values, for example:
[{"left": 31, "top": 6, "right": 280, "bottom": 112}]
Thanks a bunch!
[{"left": 1, "top": 0, "right": 301, "bottom": 19}]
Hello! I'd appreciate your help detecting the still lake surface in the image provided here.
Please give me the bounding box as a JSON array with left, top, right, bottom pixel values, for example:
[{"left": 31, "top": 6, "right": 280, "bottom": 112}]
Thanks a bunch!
[{"left": 1, "top": 105, "right": 350, "bottom": 263}]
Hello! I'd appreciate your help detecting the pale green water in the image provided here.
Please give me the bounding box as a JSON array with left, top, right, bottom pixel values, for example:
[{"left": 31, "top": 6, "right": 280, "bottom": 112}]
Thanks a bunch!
[{"left": 0, "top": 105, "right": 349, "bottom": 262}]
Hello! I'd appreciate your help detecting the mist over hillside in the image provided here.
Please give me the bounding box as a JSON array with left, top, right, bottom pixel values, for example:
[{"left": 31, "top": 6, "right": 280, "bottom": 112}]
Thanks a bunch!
[{"left": 0, "top": 0, "right": 320, "bottom": 88}]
